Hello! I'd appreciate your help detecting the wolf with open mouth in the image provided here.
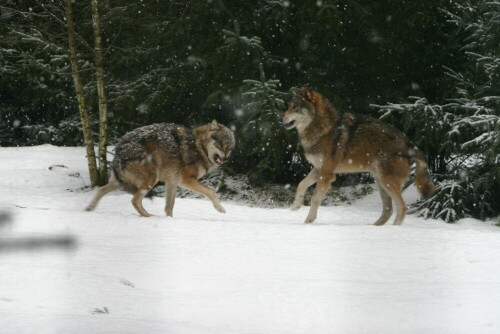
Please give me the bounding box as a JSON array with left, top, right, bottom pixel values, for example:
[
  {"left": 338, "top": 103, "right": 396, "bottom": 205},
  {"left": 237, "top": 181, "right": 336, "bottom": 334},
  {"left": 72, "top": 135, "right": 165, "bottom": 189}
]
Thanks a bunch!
[{"left": 86, "top": 120, "right": 235, "bottom": 217}]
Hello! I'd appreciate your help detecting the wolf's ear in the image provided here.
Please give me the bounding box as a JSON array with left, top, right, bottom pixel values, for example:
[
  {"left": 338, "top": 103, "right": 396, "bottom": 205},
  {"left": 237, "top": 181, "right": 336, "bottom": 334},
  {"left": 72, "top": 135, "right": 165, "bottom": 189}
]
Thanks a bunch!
[
  {"left": 210, "top": 119, "right": 220, "bottom": 131},
  {"left": 301, "top": 87, "right": 313, "bottom": 101}
]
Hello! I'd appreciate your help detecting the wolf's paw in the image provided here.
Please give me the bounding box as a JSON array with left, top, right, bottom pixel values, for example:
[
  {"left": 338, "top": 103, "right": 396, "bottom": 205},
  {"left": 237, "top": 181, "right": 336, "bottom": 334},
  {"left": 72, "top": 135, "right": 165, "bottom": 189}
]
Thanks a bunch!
[
  {"left": 84, "top": 205, "right": 94, "bottom": 212},
  {"left": 304, "top": 214, "right": 316, "bottom": 224},
  {"left": 291, "top": 205, "right": 301, "bottom": 211},
  {"left": 214, "top": 204, "right": 226, "bottom": 214}
]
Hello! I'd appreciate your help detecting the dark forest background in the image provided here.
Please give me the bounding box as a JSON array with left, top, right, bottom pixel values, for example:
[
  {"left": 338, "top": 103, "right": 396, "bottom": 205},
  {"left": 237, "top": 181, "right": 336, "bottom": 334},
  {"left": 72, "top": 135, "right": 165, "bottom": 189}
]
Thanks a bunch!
[{"left": 0, "top": 0, "right": 498, "bottom": 222}]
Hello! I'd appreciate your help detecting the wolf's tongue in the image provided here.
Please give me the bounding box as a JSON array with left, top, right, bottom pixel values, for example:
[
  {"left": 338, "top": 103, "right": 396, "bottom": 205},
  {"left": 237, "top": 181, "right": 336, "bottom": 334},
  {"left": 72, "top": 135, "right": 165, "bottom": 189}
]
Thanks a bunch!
[{"left": 215, "top": 157, "right": 224, "bottom": 165}]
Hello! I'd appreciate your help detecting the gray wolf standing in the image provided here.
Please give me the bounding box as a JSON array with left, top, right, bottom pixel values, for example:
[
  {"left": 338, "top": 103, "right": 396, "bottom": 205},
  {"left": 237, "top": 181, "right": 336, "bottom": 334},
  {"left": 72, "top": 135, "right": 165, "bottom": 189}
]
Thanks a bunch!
[
  {"left": 282, "top": 88, "right": 435, "bottom": 225},
  {"left": 86, "top": 120, "right": 235, "bottom": 217}
]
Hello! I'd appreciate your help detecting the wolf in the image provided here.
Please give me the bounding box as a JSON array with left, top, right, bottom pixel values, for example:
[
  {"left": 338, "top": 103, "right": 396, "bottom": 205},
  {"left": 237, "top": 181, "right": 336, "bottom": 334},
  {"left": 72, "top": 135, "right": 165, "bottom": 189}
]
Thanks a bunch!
[
  {"left": 86, "top": 120, "right": 235, "bottom": 217},
  {"left": 282, "top": 88, "right": 435, "bottom": 225}
]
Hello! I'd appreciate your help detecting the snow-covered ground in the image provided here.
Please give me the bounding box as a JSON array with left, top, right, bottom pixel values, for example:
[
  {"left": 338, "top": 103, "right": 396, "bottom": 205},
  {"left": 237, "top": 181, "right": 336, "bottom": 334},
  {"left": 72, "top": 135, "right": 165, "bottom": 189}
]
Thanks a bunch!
[{"left": 1, "top": 145, "right": 499, "bottom": 334}]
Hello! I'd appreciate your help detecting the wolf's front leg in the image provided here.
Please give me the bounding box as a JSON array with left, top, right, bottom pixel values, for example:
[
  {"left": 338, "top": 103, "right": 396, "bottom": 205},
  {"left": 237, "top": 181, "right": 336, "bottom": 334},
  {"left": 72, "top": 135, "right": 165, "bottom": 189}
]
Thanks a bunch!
[
  {"left": 164, "top": 182, "right": 178, "bottom": 217},
  {"left": 181, "top": 177, "right": 226, "bottom": 213},
  {"left": 291, "top": 168, "right": 318, "bottom": 210},
  {"left": 304, "top": 172, "right": 335, "bottom": 223}
]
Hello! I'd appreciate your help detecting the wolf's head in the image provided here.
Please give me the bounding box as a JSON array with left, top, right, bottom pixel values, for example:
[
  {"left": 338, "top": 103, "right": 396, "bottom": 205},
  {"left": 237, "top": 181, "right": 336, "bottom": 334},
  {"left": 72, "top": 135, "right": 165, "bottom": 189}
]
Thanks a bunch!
[
  {"left": 282, "top": 87, "right": 320, "bottom": 131},
  {"left": 203, "top": 120, "right": 235, "bottom": 166}
]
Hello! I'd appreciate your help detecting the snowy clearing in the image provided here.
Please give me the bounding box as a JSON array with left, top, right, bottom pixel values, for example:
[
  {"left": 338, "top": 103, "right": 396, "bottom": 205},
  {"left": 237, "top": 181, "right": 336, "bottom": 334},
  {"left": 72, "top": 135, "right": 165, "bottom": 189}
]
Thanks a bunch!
[{"left": 1, "top": 145, "right": 499, "bottom": 334}]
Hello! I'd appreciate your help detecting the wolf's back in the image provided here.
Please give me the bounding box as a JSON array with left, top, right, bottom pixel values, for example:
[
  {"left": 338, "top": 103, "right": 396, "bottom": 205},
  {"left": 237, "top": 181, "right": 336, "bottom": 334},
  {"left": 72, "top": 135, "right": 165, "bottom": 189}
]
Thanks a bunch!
[{"left": 111, "top": 123, "right": 182, "bottom": 193}]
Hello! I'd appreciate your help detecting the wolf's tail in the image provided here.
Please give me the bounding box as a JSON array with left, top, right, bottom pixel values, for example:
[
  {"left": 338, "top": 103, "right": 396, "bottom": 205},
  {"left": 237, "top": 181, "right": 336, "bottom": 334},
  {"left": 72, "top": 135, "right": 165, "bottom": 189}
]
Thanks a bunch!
[{"left": 413, "top": 148, "right": 435, "bottom": 199}]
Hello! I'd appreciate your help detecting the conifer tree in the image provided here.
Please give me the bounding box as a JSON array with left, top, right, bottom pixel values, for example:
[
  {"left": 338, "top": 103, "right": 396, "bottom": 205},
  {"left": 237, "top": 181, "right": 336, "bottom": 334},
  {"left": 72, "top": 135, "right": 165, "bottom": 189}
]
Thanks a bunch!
[
  {"left": 373, "top": 0, "right": 499, "bottom": 222},
  {"left": 232, "top": 63, "right": 306, "bottom": 183}
]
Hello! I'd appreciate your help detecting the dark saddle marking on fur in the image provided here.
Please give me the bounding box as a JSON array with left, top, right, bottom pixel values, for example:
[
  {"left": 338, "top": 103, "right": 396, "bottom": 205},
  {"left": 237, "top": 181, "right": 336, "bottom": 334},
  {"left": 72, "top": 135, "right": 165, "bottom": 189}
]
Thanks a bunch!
[
  {"left": 170, "top": 127, "right": 184, "bottom": 152},
  {"left": 331, "top": 113, "right": 345, "bottom": 154},
  {"left": 347, "top": 113, "right": 371, "bottom": 137},
  {"left": 332, "top": 113, "right": 368, "bottom": 155}
]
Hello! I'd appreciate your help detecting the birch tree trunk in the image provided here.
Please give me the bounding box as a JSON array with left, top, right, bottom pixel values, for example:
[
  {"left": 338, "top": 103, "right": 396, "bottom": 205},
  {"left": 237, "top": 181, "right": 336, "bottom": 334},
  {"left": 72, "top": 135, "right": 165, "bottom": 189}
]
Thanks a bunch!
[
  {"left": 91, "top": 0, "right": 109, "bottom": 185},
  {"left": 64, "top": 0, "right": 99, "bottom": 187}
]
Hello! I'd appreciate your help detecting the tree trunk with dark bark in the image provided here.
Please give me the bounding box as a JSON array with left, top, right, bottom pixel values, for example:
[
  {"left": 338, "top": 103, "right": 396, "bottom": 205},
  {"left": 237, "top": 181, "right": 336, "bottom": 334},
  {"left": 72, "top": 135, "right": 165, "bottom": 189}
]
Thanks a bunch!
[
  {"left": 64, "top": 0, "right": 99, "bottom": 187},
  {"left": 91, "top": 0, "right": 109, "bottom": 186}
]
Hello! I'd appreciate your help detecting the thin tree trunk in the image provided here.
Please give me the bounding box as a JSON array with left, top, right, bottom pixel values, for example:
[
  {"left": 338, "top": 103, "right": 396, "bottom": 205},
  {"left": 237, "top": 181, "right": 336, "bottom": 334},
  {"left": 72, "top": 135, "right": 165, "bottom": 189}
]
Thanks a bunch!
[
  {"left": 64, "top": 0, "right": 99, "bottom": 187},
  {"left": 91, "top": 0, "right": 109, "bottom": 185}
]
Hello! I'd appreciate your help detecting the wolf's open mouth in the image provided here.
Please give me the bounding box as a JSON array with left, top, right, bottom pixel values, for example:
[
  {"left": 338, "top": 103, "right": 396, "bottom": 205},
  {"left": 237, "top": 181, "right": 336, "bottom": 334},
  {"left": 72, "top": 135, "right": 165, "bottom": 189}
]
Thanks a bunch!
[
  {"left": 214, "top": 154, "right": 225, "bottom": 165},
  {"left": 284, "top": 120, "right": 296, "bottom": 129}
]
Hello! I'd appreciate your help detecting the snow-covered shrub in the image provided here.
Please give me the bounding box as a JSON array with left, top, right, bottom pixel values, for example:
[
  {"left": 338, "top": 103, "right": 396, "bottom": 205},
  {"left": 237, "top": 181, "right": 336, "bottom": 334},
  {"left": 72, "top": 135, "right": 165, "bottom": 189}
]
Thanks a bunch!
[
  {"left": 21, "top": 118, "right": 84, "bottom": 146},
  {"left": 410, "top": 181, "right": 469, "bottom": 223},
  {"left": 374, "top": 97, "right": 456, "bottom": 173},
  {"left": 411, "top": 165, "right": 496, "bottom": 223}
]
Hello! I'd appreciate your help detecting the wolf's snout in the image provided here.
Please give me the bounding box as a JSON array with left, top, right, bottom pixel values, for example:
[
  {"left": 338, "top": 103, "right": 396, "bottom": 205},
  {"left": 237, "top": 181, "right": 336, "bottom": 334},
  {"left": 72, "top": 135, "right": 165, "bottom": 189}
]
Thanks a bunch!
[
  {"left": 282, "top": 115, "right": 296, "bottom": 129},
  {"left": 214, "top": 154, "right": 226, "bottom": 165}
]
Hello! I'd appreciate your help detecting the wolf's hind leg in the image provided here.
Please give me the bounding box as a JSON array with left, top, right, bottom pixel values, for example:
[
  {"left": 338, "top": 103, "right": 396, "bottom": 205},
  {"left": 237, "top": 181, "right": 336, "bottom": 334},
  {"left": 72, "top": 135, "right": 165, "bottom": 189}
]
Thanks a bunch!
[
  {"left": 125, "top": 162, "right": 158, "bottom": 217},
  {"left": 164, "top": 182, "right": 177, "bottom": 217},
  {"left": 292, "top": 168, "right": 318, "bottom": 210},
  {"left": 378, "top": 177, "right": 406, "bottom": 225},
  {"left": 373, "top": 181, "right": 393, "bottom": 226},
  {"left": 85, "top": 176, "right": 120, "bottom": 211},
  {"left": 181, "top": 177, "right": 225, "bottom": 213},
  {"left": 131, "top": 186, "right": 154, "bottom": 217},
  {"left": 131, "top": 177, "right": 157, "bottom": 217}
]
